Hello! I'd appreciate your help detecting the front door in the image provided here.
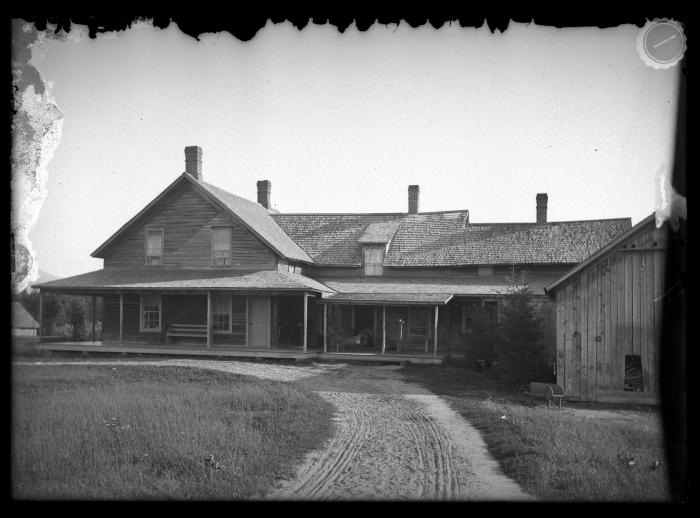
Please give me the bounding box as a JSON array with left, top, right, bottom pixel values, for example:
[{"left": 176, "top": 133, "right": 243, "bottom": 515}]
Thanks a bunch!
[{"left": 248, "top": 296, "right": 270, "bottom": 347}]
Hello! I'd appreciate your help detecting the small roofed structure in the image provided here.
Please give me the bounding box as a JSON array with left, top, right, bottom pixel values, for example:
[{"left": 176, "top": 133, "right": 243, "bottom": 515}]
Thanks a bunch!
[{"left": 12, "top": 301, "right": 39, "bottom": 337}]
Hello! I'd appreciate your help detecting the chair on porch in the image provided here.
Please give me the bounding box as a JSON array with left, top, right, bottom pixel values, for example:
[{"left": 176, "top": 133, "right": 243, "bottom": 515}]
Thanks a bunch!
[{"left": 328, "top": 325, "right": 371, "bottom": 352}]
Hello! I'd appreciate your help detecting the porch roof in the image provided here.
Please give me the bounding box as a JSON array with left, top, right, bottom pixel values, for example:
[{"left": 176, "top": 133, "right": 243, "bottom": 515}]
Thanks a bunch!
[
  {"left": 323, "top": 293, "right": 453, "bottom": 305},
  {"left": 33, "top": 268, "right": 335, "bottom": 294},
  {"left": 318, "top": 277, "right": 551, "bottom": 297}
]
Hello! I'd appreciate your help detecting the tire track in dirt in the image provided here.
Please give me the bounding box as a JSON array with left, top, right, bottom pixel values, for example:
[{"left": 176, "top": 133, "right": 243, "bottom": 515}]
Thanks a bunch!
[{"left": 16, "top": 359, "right": 533, "bottom": 500}]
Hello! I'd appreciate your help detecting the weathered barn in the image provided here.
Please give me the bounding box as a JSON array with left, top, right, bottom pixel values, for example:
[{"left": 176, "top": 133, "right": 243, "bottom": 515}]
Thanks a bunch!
[{"left": 545, "top": 214, "right": 669, "bottom": 403}]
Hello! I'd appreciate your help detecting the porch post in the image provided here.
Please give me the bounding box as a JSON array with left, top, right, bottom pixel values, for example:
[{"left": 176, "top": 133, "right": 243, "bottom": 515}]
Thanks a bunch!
[
  {"left": 373, "top": 306, "right": 377, "bottom": 345},
  {"left": 38, "top": 290, "right": 43, "bottom": 340},
  {"left": 92, "top": 295, "right": 96, "bottom": 342},
  {"left": 206, "top": 291, "right": 212, "bottom": 349},
  {"left": 119, "top": 292, "right": 124, "bottom": 346},
  {"left": 303, "top": 292, "right": 308, "bottom": 352},
  {"left": 382, "top": 305, "right": 386, "bottom": 355},
  {"left": 323, "top": 302, "right": 327, "bottom": 354},
  {"left": 433, "top": 305, "right": 439, "bottom": 357}
]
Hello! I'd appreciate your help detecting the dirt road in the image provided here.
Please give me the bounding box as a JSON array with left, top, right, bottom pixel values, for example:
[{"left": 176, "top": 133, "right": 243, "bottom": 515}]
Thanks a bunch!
[{"left": 18, "top": 358, "right": 533, "bottom": 501}]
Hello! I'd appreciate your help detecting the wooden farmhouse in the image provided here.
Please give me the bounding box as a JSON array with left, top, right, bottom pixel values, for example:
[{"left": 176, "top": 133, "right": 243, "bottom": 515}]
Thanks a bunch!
[
  {"left": 545, "top": 215, "right": 669, "bottom": 403},
  {"left": 34, "top": 146, "right": 632, "bottom": 364}
]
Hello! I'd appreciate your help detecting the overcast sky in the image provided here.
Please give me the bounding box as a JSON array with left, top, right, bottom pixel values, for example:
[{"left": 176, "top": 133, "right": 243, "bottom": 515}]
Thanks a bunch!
[{"left": 23, "top": 19, "right": 680, "bottom": 278}]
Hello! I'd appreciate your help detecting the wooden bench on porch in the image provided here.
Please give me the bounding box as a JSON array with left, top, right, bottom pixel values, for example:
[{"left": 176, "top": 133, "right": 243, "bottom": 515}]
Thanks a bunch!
[{"left": 165, "top": 324, "right": 208, "bottom": 345}]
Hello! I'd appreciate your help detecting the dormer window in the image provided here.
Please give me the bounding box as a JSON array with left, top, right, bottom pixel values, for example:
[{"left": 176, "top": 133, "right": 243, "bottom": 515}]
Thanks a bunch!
[
  {"left": 212, "top": 227, "right": 232, "bottom": 266},
  {"left": 363, "top": 245, "right": 385, "bottom": 276},
  {"left": 145, "top": 228, "right": 163, "bottom": 266}
]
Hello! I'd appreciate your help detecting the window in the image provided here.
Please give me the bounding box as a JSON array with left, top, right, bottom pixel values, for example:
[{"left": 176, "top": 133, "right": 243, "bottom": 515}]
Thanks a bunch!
[
  {"left": 477, "top": 266, "right": 493, "bottom": 276},
  {"left": 140, "top": 295, "right": 161, "bottom": 332},
  {"left": 212, "top": 228, "right": 232, "bottom": 266},
  {"left": 408, "top": 308, "right": 427, "bottom": 337},
  {"left": 461, "top": 302, "right": 479, "bottom": 332},
  {"left": 624, "top": 355, "right": 644, "bottom": 392},
  {"left": 363, "top": 246, "right": 385, "bottom": 276},
  {"left": 213, "top": 294, "right": 231, "bottom": 333},
  {"left": 484, "top": 300, "right": 498, "bottom": 321},
  {"left": 145, "top": 229, "right": 163, "bottom": 266}
]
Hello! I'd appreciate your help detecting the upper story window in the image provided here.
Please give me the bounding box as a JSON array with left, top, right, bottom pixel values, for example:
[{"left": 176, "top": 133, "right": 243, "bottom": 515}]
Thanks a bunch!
[
  {"left": 145, "top": 228, "right": 164, "bottom": 266},
  {"left": 363, "top": 245, "right": 385, "bottom": 276},
  {"left": 212, "top": 227, "right": 232, "bottom": 267}
]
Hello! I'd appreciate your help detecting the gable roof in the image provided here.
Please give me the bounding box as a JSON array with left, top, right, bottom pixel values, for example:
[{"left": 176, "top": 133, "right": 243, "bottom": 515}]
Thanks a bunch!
[
  {"left": 274, "top": 212, "right": 631, "bottom": 267},
  {"left": 358, "top": 220, "right": 402, "bottom": 244},
  {"left": 197, "top": 180, "right": 312, "bottom": 263},
  {"left": 544, "top": 214, "right": 659, "bottom": 294},
  {"left": 91, "top": 174, "right": 312, "bottom": 264},
  {"left": 12, "top": 302, "right": 39, "bottom": 329}
]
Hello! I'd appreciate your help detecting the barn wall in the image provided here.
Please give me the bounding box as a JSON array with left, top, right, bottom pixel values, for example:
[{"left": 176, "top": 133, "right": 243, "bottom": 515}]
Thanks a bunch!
[{"left": 554, "top": 221, "right": 668, "bottom": 401}]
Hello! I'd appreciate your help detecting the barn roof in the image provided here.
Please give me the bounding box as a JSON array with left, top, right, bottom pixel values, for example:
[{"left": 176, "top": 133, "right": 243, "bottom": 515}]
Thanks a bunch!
[
  {"left": 12, "top": 302, "right": 39, "bottom": 329},
  {"left": 33, "top": 268, "right": 334, "bottom": 294},
  {"left": 273, "top": 213, "right": 631, "bottom": 267},
  {"left": 544, "top": 214, "right": 659, "bottom": 294}
]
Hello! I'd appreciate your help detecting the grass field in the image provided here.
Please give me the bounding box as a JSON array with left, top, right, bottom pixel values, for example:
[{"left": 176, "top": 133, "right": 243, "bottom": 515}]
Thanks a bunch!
[
  {"left": 402, "top": 361, "right": 672, "bottom": 502},
  {"left": 12, "top": 363, "right": 334, "bottom": 500}
]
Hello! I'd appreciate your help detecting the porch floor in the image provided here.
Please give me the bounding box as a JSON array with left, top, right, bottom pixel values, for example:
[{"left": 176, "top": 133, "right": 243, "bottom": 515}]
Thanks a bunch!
[{"left": 33, "top": 341, "right": 448, "bottom": 364}]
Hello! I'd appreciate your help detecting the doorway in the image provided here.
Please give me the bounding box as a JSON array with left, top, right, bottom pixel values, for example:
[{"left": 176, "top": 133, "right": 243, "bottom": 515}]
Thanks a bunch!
[{"left": 248, "top": 296, "right": 270, "bottom": 347}]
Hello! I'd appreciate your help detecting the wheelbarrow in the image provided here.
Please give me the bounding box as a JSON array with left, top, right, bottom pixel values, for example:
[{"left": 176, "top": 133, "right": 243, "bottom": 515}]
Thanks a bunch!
[{"left": 519, "top": 382, "right": 565, "bottom": 410}]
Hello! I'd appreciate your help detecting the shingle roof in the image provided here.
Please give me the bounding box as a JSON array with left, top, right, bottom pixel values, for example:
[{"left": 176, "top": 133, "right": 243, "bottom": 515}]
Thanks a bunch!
[
  {"left": 34, "top": 269, "right": 334, "bottom": 293},
  {"left": 272, "top": 211, "right": 470, "bottom": 266},
  {"left": 393, "top": 218, "right": 633, "bottom": 266},
  {"left": 325, "top": 293, "right": 453, "bottom": 305},
  {"left": 320, "top": 276, "right": 553, "bottom": 297},
  {"left": 358, "top": 220, "right": 402, "bottom": 244},
  {"left": 12, "top": 302, "right": 39, "bottom": 329},
  {"left": 274, "top": 212, "right": 631, "bottom": 267},
  {"left": 196, "top": 180, "right": 312, "bottom": 263}
]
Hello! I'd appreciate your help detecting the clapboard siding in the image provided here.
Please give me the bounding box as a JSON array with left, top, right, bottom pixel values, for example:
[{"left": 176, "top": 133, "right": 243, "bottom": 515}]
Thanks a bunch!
[
  {"left": 103, "top": 184, "right": 277, "bottom": 269},
  {"left": 551, "top": 219, "right": 668, "bottom": 401}
]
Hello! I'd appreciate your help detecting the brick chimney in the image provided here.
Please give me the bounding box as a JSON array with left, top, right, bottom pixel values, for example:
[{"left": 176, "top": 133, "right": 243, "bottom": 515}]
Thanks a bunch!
[
  {"left": 536, "top": 193, "right": 548, "bottom": 224},
  {"left": 184, "top": 146, "right": 203, "bottom": 180},
  {"left": 257, "top": 180, "right": 271, "bottom": 209},
  {"left": 408, "top": 185, "right": 420, "bottom": 214}
]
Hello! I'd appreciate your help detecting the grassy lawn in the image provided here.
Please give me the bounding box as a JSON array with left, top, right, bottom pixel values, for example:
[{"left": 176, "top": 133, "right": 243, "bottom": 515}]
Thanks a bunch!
[
  {"left": 402, "top": 361, "right": 672, "bottom": 502},
  {"left": 12, "top": 363, "right": 334, "bottom": 500}
]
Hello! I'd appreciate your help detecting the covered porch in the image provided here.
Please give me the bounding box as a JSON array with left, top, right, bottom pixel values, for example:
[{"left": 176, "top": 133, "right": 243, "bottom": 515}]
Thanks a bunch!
[
  {"left": 32, "top": 269, "right": 334, "bottom": 354},
  {"left": 319, "top": 293, "right": 454, "bottom": 358}
]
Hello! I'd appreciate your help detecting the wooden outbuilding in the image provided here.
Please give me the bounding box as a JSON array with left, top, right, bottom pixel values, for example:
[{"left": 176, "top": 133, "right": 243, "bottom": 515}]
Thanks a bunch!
[
  {"left": 545, "top": 214, "right": 669, "bottom": 403},
  {"left": 12, "top": 301, "right": 39, "bottom": 337}
]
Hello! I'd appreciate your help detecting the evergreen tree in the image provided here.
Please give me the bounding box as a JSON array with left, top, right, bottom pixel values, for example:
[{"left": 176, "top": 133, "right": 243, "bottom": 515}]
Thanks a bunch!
[{"left": 492, "top": 270, "right": 553, "bottom": 386}]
